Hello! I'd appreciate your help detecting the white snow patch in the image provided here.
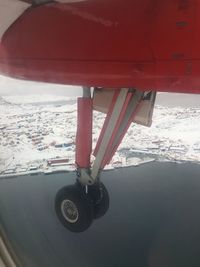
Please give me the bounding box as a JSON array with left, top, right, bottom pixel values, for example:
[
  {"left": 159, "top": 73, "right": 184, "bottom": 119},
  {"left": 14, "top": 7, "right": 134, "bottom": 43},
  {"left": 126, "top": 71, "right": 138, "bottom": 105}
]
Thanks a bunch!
[
  {"left": 0, "top": 98, "right": 200, "bottom": 177},
  {"left": 3, "top": 95, "right": 76, "bottom": 104}
]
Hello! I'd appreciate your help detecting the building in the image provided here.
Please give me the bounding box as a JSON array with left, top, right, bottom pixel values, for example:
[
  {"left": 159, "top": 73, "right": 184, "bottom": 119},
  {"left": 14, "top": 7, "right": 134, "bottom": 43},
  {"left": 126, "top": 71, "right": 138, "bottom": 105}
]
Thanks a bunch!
[{"left": 47, "top": 158, "right": 69, "bottom": 166}]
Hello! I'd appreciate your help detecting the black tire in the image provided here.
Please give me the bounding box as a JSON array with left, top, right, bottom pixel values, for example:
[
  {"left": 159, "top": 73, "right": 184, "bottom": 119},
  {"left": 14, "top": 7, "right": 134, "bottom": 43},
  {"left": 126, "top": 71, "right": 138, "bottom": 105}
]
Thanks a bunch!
[
  {"left": 88, "top": 183, "right": 110, "bottom": 219},
  {"left": 55, "top": 185, "right": 93, "bottom": 233}
]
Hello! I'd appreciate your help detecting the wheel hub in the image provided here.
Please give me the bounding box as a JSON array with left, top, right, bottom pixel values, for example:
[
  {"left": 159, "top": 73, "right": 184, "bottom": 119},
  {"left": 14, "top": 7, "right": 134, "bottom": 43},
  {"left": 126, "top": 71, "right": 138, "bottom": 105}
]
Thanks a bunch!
[{"left": 61, "top": 199, "right": 79, "bottom": 223}]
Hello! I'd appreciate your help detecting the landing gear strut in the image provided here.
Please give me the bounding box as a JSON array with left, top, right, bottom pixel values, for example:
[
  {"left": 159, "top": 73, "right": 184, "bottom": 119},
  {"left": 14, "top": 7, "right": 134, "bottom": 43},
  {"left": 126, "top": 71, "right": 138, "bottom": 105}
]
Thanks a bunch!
[
  {"left": 76, "top": 87, "right": 144, "bottom": 186},
  {"left": 55, "top": 87, "right": 156, "bottom": 232}
]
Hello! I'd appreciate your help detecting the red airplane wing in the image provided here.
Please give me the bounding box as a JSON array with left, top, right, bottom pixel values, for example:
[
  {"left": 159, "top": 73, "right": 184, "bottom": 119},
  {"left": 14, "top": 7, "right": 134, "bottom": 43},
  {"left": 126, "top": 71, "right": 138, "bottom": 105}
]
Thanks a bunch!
[{"left": 0, "top": 0, "right": 200, "bottom": 94}]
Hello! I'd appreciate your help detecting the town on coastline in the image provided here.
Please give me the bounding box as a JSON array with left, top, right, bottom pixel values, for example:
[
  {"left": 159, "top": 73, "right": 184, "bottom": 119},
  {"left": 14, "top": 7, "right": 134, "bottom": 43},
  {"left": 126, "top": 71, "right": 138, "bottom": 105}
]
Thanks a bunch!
[{"left": 0, "top": 96, "right": 200, "bottom": 178}]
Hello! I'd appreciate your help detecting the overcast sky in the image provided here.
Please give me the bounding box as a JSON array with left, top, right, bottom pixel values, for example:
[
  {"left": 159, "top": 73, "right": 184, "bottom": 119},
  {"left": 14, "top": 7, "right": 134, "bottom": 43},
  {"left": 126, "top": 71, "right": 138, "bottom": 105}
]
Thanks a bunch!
[{"left": 1, "top": 75, "right": 200, "bottom": 108}]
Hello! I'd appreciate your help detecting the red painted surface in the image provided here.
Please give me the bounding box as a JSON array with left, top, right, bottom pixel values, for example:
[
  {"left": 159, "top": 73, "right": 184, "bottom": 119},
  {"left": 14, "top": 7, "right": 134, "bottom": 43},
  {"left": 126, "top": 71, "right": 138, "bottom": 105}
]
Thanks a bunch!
[
  {"left": 0, "top": 0, "right": 200, "bottom": 93},
  {"left": 75, "top": 98, "right": 92, "bottom": 168}
]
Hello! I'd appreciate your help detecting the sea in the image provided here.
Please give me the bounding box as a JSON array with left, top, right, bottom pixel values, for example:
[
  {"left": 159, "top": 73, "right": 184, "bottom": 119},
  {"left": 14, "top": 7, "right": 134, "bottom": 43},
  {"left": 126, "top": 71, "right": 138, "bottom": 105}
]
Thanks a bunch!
[{"left": 0, "top": 161, "right": 200, "bottom": 267}]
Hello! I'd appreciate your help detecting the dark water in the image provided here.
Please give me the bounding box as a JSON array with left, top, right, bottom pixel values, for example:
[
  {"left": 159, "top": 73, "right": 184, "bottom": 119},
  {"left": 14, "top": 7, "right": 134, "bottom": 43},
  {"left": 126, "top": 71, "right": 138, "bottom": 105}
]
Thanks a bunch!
[{"left": 0, "top": 162, "right": 200, "bottom": 267}]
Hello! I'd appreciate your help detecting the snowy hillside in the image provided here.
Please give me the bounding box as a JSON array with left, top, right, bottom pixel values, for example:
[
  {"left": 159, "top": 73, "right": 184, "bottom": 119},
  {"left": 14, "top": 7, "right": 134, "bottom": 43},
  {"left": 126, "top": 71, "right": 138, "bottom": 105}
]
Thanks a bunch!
[
  {"left": 3, "top": 95, "right": 76, "bottom": 104},
  {"left": 0, "top": 95, "right": 200, "bottom": 177}
]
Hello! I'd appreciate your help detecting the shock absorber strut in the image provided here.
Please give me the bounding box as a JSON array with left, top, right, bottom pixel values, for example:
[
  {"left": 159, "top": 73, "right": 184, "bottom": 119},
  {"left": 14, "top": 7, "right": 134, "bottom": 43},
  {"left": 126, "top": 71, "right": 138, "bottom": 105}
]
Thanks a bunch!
[{"left": 75, "top": 87, "right": 93, "bottom": 185}]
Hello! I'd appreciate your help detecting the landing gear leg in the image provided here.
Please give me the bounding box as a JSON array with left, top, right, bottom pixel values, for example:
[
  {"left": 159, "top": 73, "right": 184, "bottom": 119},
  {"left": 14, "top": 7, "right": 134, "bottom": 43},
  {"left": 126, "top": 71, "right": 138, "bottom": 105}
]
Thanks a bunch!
[
  {"left": 76, "top": 87, "right": 93, "bottom": 184},
  {"left": 55, "top": 88, "right": 144, "bottom": 232},
  {"left": 77, "top": 88, "right": 144, "bottom": 186},
  {"left": 75, "top": 87, "right": 109, "bottom": 218}
]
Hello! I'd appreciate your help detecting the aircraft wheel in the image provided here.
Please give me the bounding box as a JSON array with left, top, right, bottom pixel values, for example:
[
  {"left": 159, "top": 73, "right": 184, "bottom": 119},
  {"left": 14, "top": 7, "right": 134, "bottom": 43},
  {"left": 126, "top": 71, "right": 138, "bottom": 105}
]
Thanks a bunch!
[
  {"left": 55, "top": 185, "right": 93, "bottom": 232},
  {"left": 89, "top": 182, "right": 110, "bottom": 219}
]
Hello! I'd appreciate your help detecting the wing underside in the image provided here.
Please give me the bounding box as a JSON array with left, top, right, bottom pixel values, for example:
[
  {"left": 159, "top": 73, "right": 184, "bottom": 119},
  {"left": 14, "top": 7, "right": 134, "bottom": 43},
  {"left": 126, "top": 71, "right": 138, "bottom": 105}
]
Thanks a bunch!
[{"left": 0, "top": 0, "right": 200, "bottom": 94}]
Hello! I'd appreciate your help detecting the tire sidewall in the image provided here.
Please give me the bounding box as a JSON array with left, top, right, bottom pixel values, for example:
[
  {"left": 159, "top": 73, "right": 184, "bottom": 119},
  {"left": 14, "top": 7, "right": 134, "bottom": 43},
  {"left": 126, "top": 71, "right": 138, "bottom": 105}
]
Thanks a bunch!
[{"left": 55, "top": 185, "right": 93, "bottom": 232}]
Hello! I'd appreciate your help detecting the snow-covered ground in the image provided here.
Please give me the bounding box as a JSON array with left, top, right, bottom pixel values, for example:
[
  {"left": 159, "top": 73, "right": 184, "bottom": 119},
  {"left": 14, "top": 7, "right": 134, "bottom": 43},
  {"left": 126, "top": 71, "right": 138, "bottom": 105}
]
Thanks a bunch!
[
  {"left": 0, "top": 94, "right": 200, "bottom": 177},
  {"left": 3, "top": 95, "right": 76, "bottom": 104}
]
